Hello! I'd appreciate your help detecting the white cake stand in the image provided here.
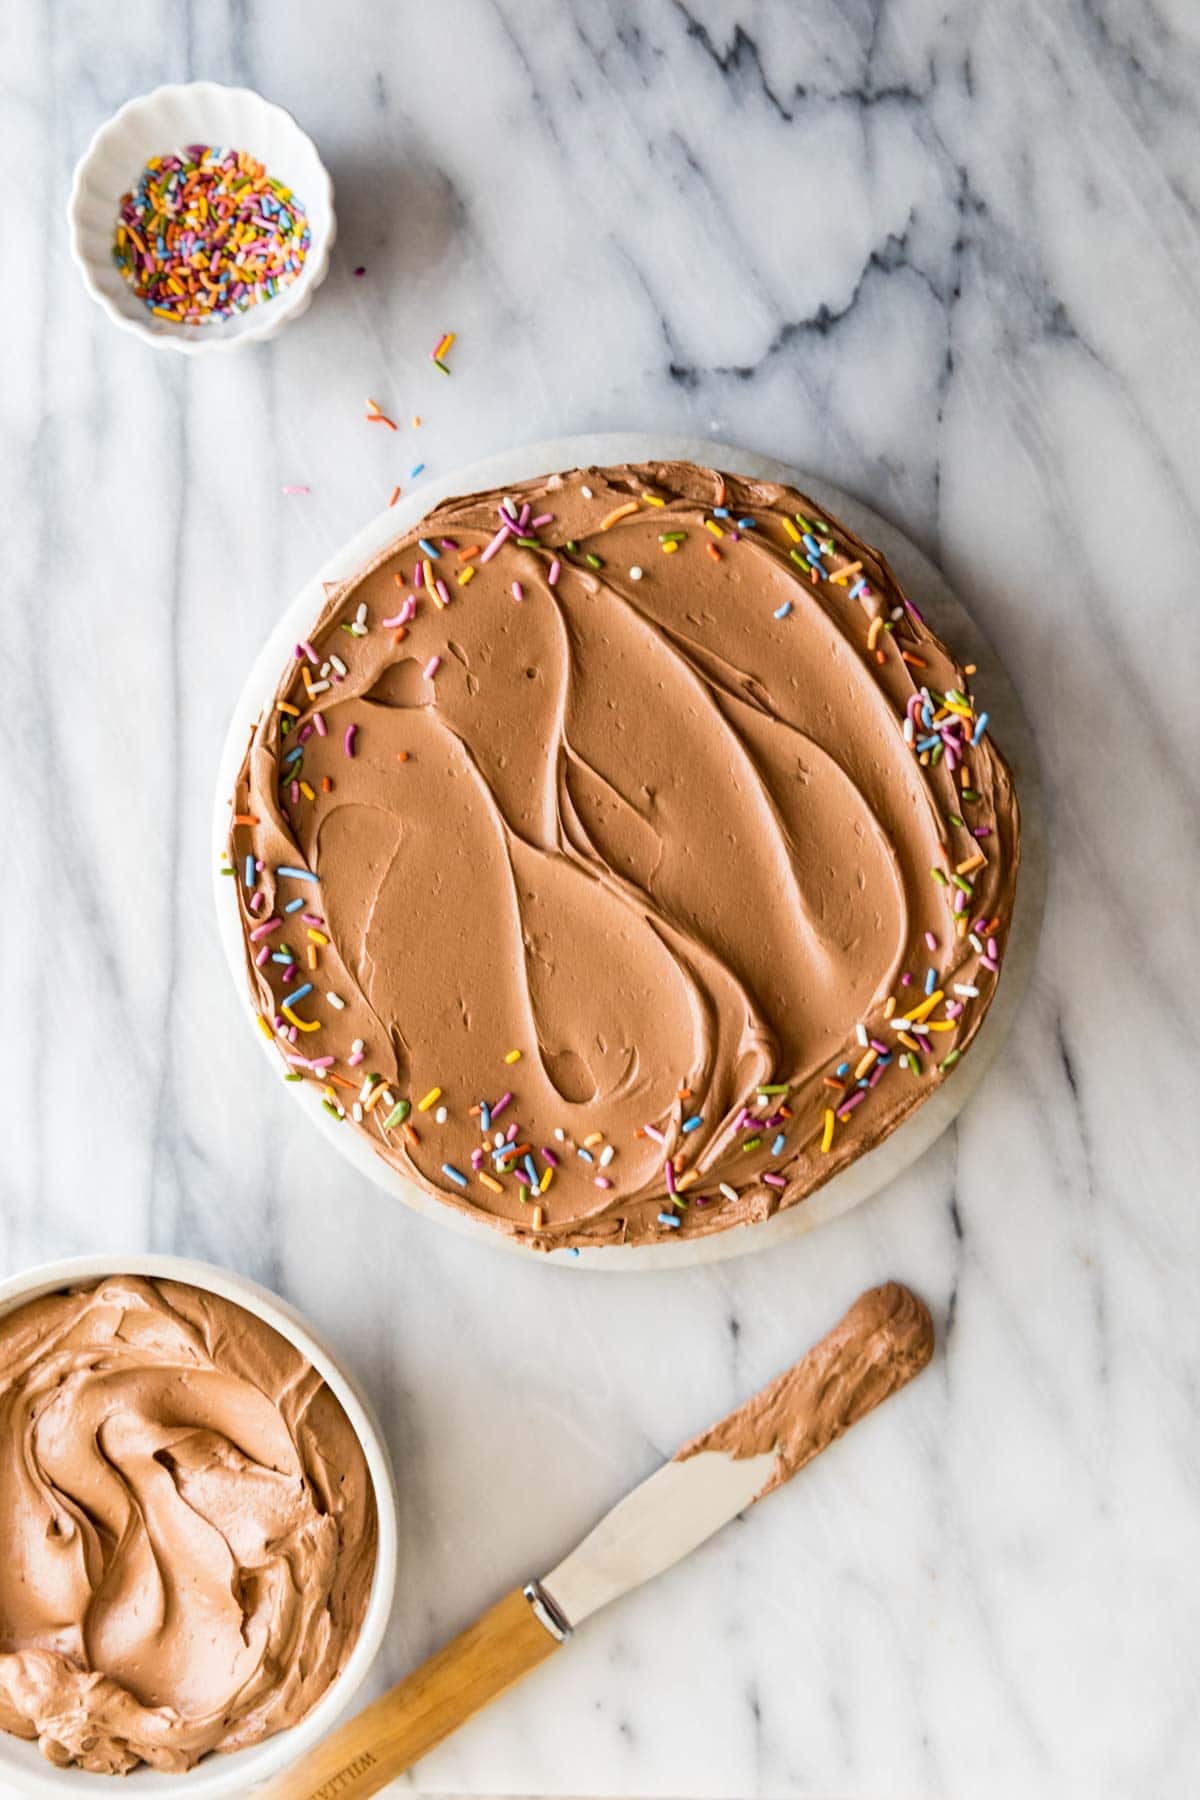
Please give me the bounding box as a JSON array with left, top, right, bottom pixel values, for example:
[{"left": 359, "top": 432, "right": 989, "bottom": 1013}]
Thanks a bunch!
[{"left": 213, "top": 435, "right": 1046, "bottom": 1270}]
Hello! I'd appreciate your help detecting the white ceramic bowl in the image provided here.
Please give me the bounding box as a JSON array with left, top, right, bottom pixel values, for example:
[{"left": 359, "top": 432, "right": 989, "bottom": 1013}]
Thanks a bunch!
[
  {"left": 66, "top": 83, "right": 335, "bottom": 354},
  {"left": 213, "top": 434, "right": 1047, "bottom": 1271},
  {"left": 0, "top": 1254, "right": 398, "bottom": 1798}
]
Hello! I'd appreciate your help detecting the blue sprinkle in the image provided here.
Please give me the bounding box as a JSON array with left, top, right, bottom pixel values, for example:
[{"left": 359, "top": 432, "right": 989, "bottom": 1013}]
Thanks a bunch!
[
  {"left": 568, "top": 1247, "right": 580, "bottom": 1257},
  {"left": 737, "top": 517, "right": 756, "bottom": 529},
  {"left": 418, "top": 538, "right": 439, "bottom": 559},
  {"left": 925, "top": 967, "right": 937, "bottom": 995},
  {"left": 850, "top": 578, "right": 868, "bottom": 599},
  {"left": 243, "top": 854, "right": 255, "bottom": 887},
  {"left": 811, "top": 560, "right": 828, "bottom": 579},
  {"left": 480, "top": 1101, "right": 491, "bottom": 1131},
  {"left": 917, "top": 734, "right": 939, "bottom": 752},
  {"left": 577, "top": 1146, "right": 594, "bottom": 1162},
  {"left": 271, "top": 952, "right": 292, "bottom": 964},
  {"left": 858, "top": 1078, "right": 869, "bottom": 1089},
  {"left": 284, "top": 897, "right": 305, "bottom": 914},
  {"left": 284, "top": 745, "right": 304, "bottom": 763},
  {"left": 524, "top": 1154, "right": 539, "bottom": 1188},
  {"left": 410, "top": 462, "right": 425, "bottom": 478},
  {"left": 285, "top": 982, "right": 313, "bottom": 1007},
  {"left": 802, "top": 533, "right": 821, "bottom": 557},
  {"left": 441, "top": 1163, "right": 468, "bottom": 1188},
  {"left": 713, "top": 506, "right": 730, "bottom": 517},
  {"left": 836, "top": 1061, "right": 850, "bottom": 1077},
  {"left": 971, "top": 712, "right": 989, "bottom": 746},
  {"left": 682, "top": 1115, "right": 703, "bottom": 1133},
  {"left": 276, "top": 865, "right": 318, "bottom": 882},
  {"left": 772, "top": 1132, "right": 786, "bottom": 1155},
  {"left": 657, "top": 1212, "right": 682, "bottom": 1229},
  {"left": 773, "top": 601, "right": 792, "bottom": 620}
]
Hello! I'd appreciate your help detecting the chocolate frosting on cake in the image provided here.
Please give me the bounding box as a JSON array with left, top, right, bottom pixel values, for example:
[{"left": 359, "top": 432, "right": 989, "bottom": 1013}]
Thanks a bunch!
[
  {"left": 0, "top": 1277, "right": 377, "bottom": 1775},
  {"left": 230, "top": 463, "right": 1019, "bottom": 1249}
]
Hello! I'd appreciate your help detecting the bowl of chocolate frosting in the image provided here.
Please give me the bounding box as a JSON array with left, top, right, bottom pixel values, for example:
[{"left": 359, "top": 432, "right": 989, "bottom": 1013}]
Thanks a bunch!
[{"left": 0, "top": 1255, "right": 398, "bottom": 1795}]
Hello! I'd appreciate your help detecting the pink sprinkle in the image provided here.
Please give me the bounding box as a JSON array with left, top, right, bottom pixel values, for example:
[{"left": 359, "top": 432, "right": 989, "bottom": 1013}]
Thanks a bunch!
[
  {"left": 531, "top": 513, "right": 554, "bottom": 528},
  {"left": 382, "top": 612, "right": 407, "bottom": 628},
  {"left": 299, "top": 723, "right": 313, "bottom": 743},
  {"left": 282, "top": 484, "right": 310, "bottom": 495},
  {"left": 301, "top": 640, "right": 319, "bottom": 664},
  {"left": 869, "top": 1038, "right": 889, "bottom": 1054},
  {"left": 470, "top": 1148, "right": 484, "bottom": 1170},
  {"left": 867, "top": 1064, "right": 885, "bottom": 1088},
  {"left": 436, "top": 579, "right": 451, "bottom": 606},
  {"left": 924, "top": 931, "right": 938, "bottom": 952},
  {"left": 973, "top": 826, "right": 991, "bottom": 839},
  {"left": 548, "top": 558, "right": 561, "bottom": 586},
  {"left": 281, "top": 964, "right": 296, "bottom": 984},
  {"left": 314, "top": 713, "right": 327, "bottom": 737},
  {"left": 900, "top": 972, "right": 913, "bottom": 987},
  {"left": 491, "top": 1091, "right": 512, "bottom": 1120},
  {"left": 664, "top": 1159, "right": 677, "bottom": 1196},
  {"left": 505, "top": 1121, "right": 518, "bottom": 1143},
  {"left": 644, "top": 1123, "right": 666, "bottom": 1144},
  {"left": 517, "top": 503, "right": 531, "bottom": 529},
  {"left": 838, "top": 1090, "right": 867, "bottom": 1118},
  {"left": 249, "top": 918, "right": 282, "bottom": 941},
  {"left": 595, "top": 1176, "right": 612, "bottom": 1190},
  {"left": 249, "top": 890, "right": 265, "bottom": 914},
  {"left": 255, "top": 944, "right": 270, "bottom": 967},
  {"left": 512, "top": 581, "right": 524, "bottom": 602},
  {"left": 945, "top": 1000, "right": 963, "bottom": 1018},
  {"left": 540, "top": 1147, "right": 559, "bottom": 1167},
  {"left": 763, "top": 1173, "right": 786, "bottom": 1189},
  {"left": 423, "top": 655, "right": 441, "bottom": 680},
  {"left": 353, "top": 265, "right": 366, "bottom": 277},
  {"left": 480, "top": 523, "right": 512, "bottom": 565},
  {"left": 344, "top": 724, "right": 357, "bottom": 757},
  {"left": 287, "top": 1024, "right": 297, "bottom": 1044},
  {"left": 980, "top": 955, "right": 999, "bottom": 973},
  {"left": 347, "top": 1050, "right": 365, "bottom": 1068},
  {"left": 954, "top": 889, "right": 967, "bottom": 912},
  {"left": 290, "top": 781, "right": 299, "bottom": 802},
  {"left": 301, "top": 912, "right": 324, "bottom": 926},
  {"left": 988, "top": 936, "right": 999, "bottom": 959}
]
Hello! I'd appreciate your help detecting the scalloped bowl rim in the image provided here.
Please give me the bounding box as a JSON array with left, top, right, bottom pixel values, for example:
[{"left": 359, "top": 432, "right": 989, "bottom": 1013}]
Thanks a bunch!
[{"left": 66, "top": 81, "right": 336, "bottom": 356}]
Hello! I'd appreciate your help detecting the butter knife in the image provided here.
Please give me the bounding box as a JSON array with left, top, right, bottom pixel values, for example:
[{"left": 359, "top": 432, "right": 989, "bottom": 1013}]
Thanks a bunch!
[{"left": 259, "top": 1282, "right": 933, "bottom": 1800}]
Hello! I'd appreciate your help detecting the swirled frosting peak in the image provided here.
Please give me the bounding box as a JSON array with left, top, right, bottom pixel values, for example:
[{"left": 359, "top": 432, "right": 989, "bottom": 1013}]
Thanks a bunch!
[
  {"left": 229, "top": 463, "right": 1018, "bottom": 1249},
  {"left": 0, "top": 1277, "right": 377, "bottom": 1775}
]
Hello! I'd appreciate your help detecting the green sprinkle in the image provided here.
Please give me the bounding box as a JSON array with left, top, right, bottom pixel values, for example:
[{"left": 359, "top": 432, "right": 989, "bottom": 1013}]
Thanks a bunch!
[
  {"left": 951, "top": 873, "right": 974, "bottom": 894},
  {"left": 585, "top": 553, "right": 603, "bottom": 570},
  {"left": 433, "top": 357, "right": 451, "bottom": 375},
  {"left": 756, "top": 1084, "right": 789, "bottom": 1095},
  {"left": 949, "top": 814, "right": 964, "bottom": 828},
  {"left": 940, "top": 1050, "right": 961, "bottom": 1071},
  {"left": 565, "top": 539, "right": 579, "bottom": 553},
  {"left": 906, "top": 1054, "right": 923, "bottom": 1076},
  {"left": 220, "top": 863, "right": 235, "bottom": 877},
  {"left": 930, "top": 867, "right": 948, "bottom": 886},
  {"left": 383, "top": 1100, "right": 410, "bottom": 1130},
  {"left": 741, "top": 1135, "right": 763, "bottom": 1152},
  {"left": 961, "top": 788, "right": 980, "bottom": 802},
  {"left": 284, "top": 1072, "right": 303, "bottom": 1082},
  {"left": 322, "top": 1098, "right": 342, "bottom": 1118},
  {"left": 789, "top": 548, "right": 809, "bottom": 568},
  {"left": 659, "top": 531, "right": 686, "bottom": 543},
  {"left": 516, "top": 536, "right": 541, "bottom": 548},
  {"left": 519, "top": 1183, "right": 530, "bottom": 1204}
]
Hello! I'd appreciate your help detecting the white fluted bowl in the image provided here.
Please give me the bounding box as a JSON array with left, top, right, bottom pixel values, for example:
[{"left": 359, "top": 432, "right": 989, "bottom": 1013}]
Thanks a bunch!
[
  {"left": 66, "top": 83, "right": 335, "bottom": 354},
  {"left": 0, "top": 1254, "right": 397, "bottom": 1797}
]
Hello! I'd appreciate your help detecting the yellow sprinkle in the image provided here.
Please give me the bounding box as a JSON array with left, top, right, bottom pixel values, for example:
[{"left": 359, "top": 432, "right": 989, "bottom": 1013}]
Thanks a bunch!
[
  {"left": 277, "top": 700, "right": 300, "bottom": 717},
  {"left": 957, "top": 917, "right": 968, "bottom": 938},
  {"left": 924, "top": 1020, "right": 956, "bottom": 1033},
  {"left": 424, "top": 561, "right": 440, "bottom": 604},
  {"left": 539, "top": 1166, "right": 553, "bottom": 1193},
  {"left": 531, "top": 1205, "right": 544, "bottom": 1230},
  {"left": 307, "top": 928, "right": 329, "bottom": 946},
  {"left": 256, "top": 1014, "right": 273, "bottom": 1039},
  {"left": 919, "top": 751, "right": 930, "bottom": 766},
  {"left": 820, "top": 1108, "right": 835, "bottom": 1153},
  {"left": 641, "top": 491, "right": 666, "bottom": 506},
  {"left": 307, "top": 943, "right": 318, "bottom": 969},
  {"left": 854, "top": 1048, "right": 877, "bottom": 1081},
  {"left": 412, "top": 414, "right": 421, "bottom": 428},
  {"left": 677, "top": 1169, "right": 699, "bottom": 1191},
  {"left": 704, "top": 518, "right": 725, "bottom": 539},
  {"left": 504, "top": 1049, "right": 522, "bottom": 1064},
  {"left": 964, "top": 662, "right": 977, "bottom": 676},
  {"left": 600, "top": 500, "right": 639, "bottom": 530},
  {"left": 282, "top": 1004, "right": 320, "bottom": 1033},
  {"left": 830, "top": 560, "right": 864, "bottom": 585},
  {"left": 583, "top": 1132, "right": 604, "bottom": 1147},
  {"left": 867, "top": 617, "right": 883, "bottom": 651},
  {"left": 363, "top": 1083, "right": 389, "bottom": 1113},
  {"left": 907, "top": 990, "right": 944, "bottom": 1024},
  {"left": 417, "top": 1086, "right": 442, "bottom": 1112},
  {"left": 458, "top": 565, "right": 476, "bottom": 586},
  {"left": 782, "top": 517, "right": 802, "bottom": 543},
  {"left": 883, "top": 995, "right": 896, "bottom": 1019},
  {"left": 662, "top": 540, "right": 680, "bottom": 554},
  {"left": 479, "top": 1172, "right": 504, "bottom": 1194},
  {"left": 956, "top": 852, "right": 987, "bottom": 876},
  {"left": 299, "top": 780, "right": 315, "bottom": 800}
]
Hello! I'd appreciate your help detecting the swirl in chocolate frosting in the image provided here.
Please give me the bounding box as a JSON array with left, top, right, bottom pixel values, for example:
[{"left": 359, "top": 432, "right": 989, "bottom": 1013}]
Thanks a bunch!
[{"left": 230, "top": 463, "right": 1018, "bottom": 1249}]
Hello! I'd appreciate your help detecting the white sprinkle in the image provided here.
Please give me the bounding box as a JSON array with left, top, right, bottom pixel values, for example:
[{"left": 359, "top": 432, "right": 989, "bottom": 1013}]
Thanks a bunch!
[
  {"left": 352, "top": 1103, "right": 364, "bottom": 1123},
  {"left": 355, "top": 602, "right": 368, "bottom": 627},
  {"left": 629, "top": 566, "right": 643, "bottom": 581},
  {"left": 719, "top": 1182, "right": 738, "bottom": 1203},
  {"left": 903, "top": 717, "right": 915, "bottom": 744},
  {"left": 330, "top": 655, "right": 348, "bottom": 676},
  {"left": 891, "top": 605, "right": 904, "bottom": 620},
  {"left": 351, "top": 1038, "right": 364, "bottom": 1054},
  {"left": 307, "top": 679, "right": 331, "bottom": 696},
  {"left": 359, "top": 1078, "right": 376, "bottom": 1103},
  {"left": 326, "top": 992, "right": 345, "bottom": 1010},
  {"left": 494, "top": 1132, "right": 506, "bottom": 1150},
  {"left": 435, "top": 1105, "right": 448, "bottom": 1125},
  {"left": 599, "top": 1144, "right": 615, "bottom": 1167},
  {"left": 581, "top": 484, "right": 593, "bottom": 498},
  {"left": 969, "top": 933, "right": 984, "bottom": 953},
  {"left": 855, "top": 1022, "right": 869, "bottom": 1046},
  {"left": 554, "top": 1127, "right": 566, "bottom": 1142},
  {"left": 954, "top": 983, "right": 980, "bottom": 997},
  {"left": 319, "top": 661, "right": 331, "bottom": 678}
]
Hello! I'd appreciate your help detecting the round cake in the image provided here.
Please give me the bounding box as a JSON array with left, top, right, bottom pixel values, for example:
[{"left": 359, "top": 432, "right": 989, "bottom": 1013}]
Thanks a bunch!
[{"left": 228, "top": 462, "right": 1019, "bottom": 1251}]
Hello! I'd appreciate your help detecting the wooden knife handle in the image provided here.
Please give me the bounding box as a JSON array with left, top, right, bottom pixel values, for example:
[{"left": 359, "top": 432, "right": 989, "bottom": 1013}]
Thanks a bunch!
[{"left": 256, "top": 1587, "right": 561, "bottom": 1800}]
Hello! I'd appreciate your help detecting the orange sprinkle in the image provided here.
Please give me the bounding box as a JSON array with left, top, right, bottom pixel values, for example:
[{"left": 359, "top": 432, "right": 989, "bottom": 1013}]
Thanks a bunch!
[
  {"left": 388, "top": 485, "right": 401, "bottom": 507},
  {"left": 956, "top": 852, "right": 986, "bottom": 876},
  {"left": 232, "top": 813, "right": 260, "bottom": 827},
  {"left": 277, "top": 700, "right": 300, "bottom": 717},
  {"left": 403, "top": 1122, "right": 420, "bottom": 1146},
  {"left": 867, "top": 616, "right": 883, "bottom": 651},
  {"left": 600, "top": 500, "right": 639, "bottom": 531},
  {"left": 874, "top": 649, "right": 887, "bottom": 665},
  {"left": 327, "top": 1071, "right": 357, "bottom": 1091},
  {"left": 706, "top": 543, "right": 721, "bottom": 562},
  {"left": 397, "top": 752, "right": 409, "bottom": 763},
  {"left": 822, "top": 1076, "right": 845, "bottom": 1092},
  {"left": 458, "top": 546, "right": 481, "bottom": 561},
  {"left": 901, "top": 651, "right": 928, "bottom": 669},
  {"left": 393, "top": 626, "right": 408, "bottom": 644},
  {"left": 366, "top": 412, "right": 398, "bottom": 431},
  {"left": 677, "top": 1087, "right": 692, "bottom": 1100},
  {"left": 394, "top": 571, "right": 405, "bottom": 586},
  {"left": 307, "top": 944, "right": 318, "bottom": 969},
  {"left": 715, "top": 475, "right": 726, "bottom": 506}
]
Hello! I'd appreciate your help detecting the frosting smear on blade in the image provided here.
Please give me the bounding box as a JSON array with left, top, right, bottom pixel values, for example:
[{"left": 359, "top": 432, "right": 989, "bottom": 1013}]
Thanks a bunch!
[
  {"left": 229, "top": 463, "right": 1019, "bottom": 1249},
  {"left": 0, "top": 1278, "right": 377, "bottom": 1775}
]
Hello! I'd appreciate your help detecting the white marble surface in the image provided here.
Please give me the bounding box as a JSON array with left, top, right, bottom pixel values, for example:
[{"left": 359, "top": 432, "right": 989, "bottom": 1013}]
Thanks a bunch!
[{"left": 3, "top": 2, "right": 1198, "bottom": 1795}]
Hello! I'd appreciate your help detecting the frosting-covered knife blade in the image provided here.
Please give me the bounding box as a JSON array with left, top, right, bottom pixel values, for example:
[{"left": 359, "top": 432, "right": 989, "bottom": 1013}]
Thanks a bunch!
[{"left": 260, "top": 1283, "right": 933, "bottom": 1800}]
